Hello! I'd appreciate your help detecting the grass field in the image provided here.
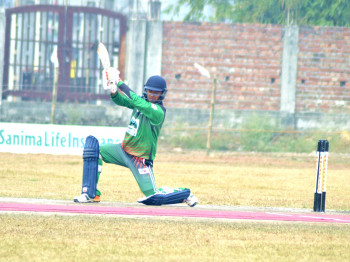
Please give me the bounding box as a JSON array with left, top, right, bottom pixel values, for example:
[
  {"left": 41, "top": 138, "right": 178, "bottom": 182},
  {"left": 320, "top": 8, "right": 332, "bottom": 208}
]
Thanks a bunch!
[
  {"left": 1, "top": 214, "right": 350, "bottom": 262},
  {"left": 1, "top": 151, "right": 350, "bottom": 261},
  {"left": 1, "top": 151, "right": 349, "bottom": 209}
]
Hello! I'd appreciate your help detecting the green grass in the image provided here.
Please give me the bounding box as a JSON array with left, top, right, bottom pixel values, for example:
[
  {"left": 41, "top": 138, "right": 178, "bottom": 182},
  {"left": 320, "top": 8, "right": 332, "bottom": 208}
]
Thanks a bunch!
[
  {"left": 1, "top": 151, "right": 350, "bottom": 261},
  {"left": 1, "top": 215, "right": 350, "bottom": 262}
]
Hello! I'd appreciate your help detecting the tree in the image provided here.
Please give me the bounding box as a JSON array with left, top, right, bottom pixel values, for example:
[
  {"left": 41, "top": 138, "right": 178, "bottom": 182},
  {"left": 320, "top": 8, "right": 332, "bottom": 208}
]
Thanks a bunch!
[
  {"left": 164, "top": 0, "right": 235, "bottom": 22},
  {"left": 165, "top": 0, "right": 350, "bottom": 27}
]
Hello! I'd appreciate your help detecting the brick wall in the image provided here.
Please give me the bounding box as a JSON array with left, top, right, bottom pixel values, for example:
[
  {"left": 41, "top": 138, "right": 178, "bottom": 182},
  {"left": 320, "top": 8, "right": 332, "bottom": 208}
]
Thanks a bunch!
[
  {"left": 297, "top": 26, "right": 350, "bottom": 113},
  {"left": 162, "top": 22, "right": 350, "bottom": 114},
  {"left": 162, "top": 22, "right": 283, "bottom": 111}
]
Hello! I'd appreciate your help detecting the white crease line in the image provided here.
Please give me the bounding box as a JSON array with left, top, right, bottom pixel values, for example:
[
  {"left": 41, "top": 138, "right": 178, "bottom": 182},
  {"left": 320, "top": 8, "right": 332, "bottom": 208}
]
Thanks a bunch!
[
  {"left": 300, "top": 216, "right": 350, "bottom": 223},
  {"left": 266, "top": 212, "right": 293, "bottom": 217},
  {"left": 301, "top": 216, "right": 334, "bottom": 220},
  {"left": 333, "top": 219, "right": 350, "bottom": 223},
  {"left": 267, "top": 213, "right": 350, "bottom": 223}
]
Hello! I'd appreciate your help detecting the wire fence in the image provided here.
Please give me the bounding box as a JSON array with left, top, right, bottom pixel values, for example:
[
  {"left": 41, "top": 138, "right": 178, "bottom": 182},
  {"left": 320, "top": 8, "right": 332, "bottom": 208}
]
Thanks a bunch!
[{"left": 160, "top": 126, "right": 349, "bottom": 154}]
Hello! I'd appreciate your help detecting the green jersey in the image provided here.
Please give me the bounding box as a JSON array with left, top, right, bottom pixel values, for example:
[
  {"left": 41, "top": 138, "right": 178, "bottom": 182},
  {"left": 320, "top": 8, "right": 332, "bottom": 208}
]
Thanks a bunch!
[{"left": 111, "top": 82, "right": 166, "bottom": 160}]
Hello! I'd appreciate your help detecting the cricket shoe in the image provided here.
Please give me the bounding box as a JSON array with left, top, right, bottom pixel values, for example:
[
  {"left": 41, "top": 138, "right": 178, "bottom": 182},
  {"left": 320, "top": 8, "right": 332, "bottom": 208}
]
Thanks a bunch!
[
  {"left": 186, "top": 194, "right": 198, "bottom": 207},
  {"left": 74, "top": 193, "right": 100, "bottom": 203}
]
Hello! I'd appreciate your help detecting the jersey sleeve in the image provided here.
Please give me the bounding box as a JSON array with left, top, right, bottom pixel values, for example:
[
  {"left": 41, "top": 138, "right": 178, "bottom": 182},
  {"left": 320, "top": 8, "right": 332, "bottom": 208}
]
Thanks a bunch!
[
  {"left": 111, "top": 82, "right": 165, "bottom": 125},
  {"left": 110, "top": 81, "right": 135, "bottom": 110}
]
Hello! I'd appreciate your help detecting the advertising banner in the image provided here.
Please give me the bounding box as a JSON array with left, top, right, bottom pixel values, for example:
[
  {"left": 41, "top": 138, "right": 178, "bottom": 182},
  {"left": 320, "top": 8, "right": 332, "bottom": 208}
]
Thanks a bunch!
[{"left": 0, "top": 122, "right": 126, "bottom": 155}]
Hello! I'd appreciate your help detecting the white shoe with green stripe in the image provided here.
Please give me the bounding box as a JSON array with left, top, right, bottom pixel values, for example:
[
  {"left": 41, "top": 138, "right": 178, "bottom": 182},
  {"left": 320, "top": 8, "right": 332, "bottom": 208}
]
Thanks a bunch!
[{"left": 186, "top": 194, "right": 198, "bottom": 207}]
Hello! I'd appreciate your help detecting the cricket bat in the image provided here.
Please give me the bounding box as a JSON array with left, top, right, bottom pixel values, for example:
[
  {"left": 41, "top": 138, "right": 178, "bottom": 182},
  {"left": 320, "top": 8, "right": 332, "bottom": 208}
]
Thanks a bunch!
[
  {"left": 97, "top": 42, "right": 110, "bottom": 68},
  {"left": 97, "top": 42, "right": 116, "bottom": 90}
]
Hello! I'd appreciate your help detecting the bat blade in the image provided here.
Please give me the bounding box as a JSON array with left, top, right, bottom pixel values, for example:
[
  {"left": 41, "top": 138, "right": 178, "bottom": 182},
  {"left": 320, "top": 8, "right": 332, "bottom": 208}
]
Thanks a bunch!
[{"left": 97, "top": 42, "right": 110, "bottom": 68}]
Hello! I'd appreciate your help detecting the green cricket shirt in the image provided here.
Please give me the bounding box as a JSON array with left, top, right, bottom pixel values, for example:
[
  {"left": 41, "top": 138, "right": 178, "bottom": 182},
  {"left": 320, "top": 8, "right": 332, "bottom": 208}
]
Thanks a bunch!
[{"left": 111, "top": 82, "right": 166, "bottom": 160}]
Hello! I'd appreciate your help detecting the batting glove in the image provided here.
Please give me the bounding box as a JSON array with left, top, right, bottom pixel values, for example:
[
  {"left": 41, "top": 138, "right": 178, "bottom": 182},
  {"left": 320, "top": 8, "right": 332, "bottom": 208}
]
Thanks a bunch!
[{"left": 102, "top": 67, "right": 120, "bottom": 93}]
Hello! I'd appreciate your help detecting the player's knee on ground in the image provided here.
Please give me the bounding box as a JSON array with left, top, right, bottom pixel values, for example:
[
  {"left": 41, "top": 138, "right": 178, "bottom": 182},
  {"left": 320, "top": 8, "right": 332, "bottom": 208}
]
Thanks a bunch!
[{"left": 138, "top": 189, "right": 191, "bottom": 206}]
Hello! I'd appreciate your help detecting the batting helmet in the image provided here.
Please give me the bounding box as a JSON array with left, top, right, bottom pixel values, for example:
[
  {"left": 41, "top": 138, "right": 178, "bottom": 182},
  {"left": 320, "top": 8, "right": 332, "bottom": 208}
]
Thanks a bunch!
[{"left": 143, "top": 75, "right": 167, "bottom": 104}]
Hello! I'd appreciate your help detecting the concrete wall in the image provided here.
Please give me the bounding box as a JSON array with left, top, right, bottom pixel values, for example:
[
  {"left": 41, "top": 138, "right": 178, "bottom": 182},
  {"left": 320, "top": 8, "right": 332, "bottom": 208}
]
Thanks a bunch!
[
  {"left": 125, "top": 19, "right": 147, "bottom": 95},
  {"left": 125, "top": 20, "right": 163, "bottom": 95},
  {"left": 0, "top": 100, "right": 131, "bottom": 126},
  {"left": 2, "top": 100, "right": 349, "bottom": 132},
  {"left": 280, "top": 25, "right": 299, "bottom": 114},
  {"left": 144, "top": 21, "right": 163, "bottom": 79},
  {"left": 279, "top": 25, "right": 299, "bottom": 127}
]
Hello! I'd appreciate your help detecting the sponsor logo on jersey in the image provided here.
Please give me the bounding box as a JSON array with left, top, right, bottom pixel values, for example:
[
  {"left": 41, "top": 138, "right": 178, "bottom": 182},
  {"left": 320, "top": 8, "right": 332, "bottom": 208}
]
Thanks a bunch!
[
  {"left": 126, "top": 116, "right": 139, "bottom": 136},
  {"left": 151, "top": 104, "right": 158, "bottom": 110}
]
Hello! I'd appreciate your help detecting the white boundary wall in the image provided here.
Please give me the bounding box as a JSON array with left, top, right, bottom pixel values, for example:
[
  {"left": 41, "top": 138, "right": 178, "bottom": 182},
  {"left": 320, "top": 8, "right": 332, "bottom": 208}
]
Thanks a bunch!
[{"left": 0, "top": 123, "right": 126, "bottom": 155}]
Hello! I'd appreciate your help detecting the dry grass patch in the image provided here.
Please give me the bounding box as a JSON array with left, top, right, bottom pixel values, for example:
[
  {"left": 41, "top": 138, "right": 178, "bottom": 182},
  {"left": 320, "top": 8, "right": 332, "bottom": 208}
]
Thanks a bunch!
[
  {"left": 1, "top": 214, "right": 350, "bottom": 262},
  {"left": 0, "top": 151, "right": 349, "bottom": 210}
]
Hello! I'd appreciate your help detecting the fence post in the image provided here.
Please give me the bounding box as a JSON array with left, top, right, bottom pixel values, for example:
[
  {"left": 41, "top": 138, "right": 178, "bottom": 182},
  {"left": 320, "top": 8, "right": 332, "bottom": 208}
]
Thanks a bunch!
[
  {"left": 206, "top": 77, "right": 217, "bottom": 155},
  {"left": 125, "top": 19, "right": 147, "bottom": 95},
  {"left": 50, "top": 47, "right": 59, "bottom": 124},
  {"left": 280, "top": 25, "right": 299, "bottom": 127},
  {"left": 144, "top": 20, "right": 163, "bottom": 79},
  {"left": 50, "top": 67, "right": 59, "bottom": 124}
]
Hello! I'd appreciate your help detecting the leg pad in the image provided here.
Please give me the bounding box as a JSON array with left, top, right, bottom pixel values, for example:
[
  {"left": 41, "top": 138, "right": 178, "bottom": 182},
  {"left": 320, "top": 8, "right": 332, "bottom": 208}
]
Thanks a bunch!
[{"left": 81, "top": 136, "right": 99, "bottom": 198}]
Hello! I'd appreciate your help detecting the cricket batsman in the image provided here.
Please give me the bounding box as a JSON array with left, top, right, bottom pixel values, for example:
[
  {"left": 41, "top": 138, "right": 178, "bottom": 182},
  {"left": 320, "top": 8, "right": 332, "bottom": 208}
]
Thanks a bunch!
[{"left": 74, "top": 67, "right": 198, "bottom": 207}]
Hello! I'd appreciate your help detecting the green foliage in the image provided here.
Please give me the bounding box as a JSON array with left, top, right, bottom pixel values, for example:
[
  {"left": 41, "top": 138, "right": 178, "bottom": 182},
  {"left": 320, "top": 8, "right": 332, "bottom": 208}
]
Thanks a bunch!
[
  {"left": 164, "top": 0, "right": 235, "bottom": 22},
  {"left": 161, "top": 126, "right": 207, "bottom": 149},
  {"left": 65, "top": 105, "right": 83, "bottom": 125},
  {"left": 238, "top": 115, "right": 316, "bottom": 153},
  {"left": 166, "top": 0, "right": 350, "bottom": 26},
  {"left": 299, "top": 0, "right": 350, "bottom": 26},
  {"left": 239, "top": 115, "right": 278, "bottom": 152}
]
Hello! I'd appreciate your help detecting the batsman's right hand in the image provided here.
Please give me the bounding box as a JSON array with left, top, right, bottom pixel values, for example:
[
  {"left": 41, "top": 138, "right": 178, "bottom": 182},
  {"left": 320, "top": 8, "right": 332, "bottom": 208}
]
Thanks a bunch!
[{"left": 102, "top": 67, "right": 120, "bottom": 92}]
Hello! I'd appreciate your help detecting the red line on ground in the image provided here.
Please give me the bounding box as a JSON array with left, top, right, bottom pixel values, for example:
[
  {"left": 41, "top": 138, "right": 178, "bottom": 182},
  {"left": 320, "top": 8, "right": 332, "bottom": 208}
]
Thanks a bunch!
[{"left": 1, "top": 202, "right": 350, "bottom": 224}]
